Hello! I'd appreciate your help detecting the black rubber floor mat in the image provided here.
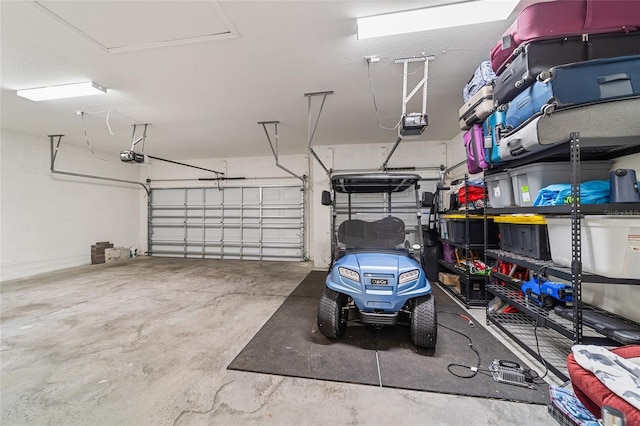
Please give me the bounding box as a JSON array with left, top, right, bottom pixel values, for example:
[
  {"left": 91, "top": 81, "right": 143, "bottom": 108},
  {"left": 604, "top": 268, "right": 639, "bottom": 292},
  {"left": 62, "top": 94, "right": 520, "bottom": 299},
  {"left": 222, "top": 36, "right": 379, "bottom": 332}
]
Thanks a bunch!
[{"left": 228, "top": 271, "right": 550, "bottom": 404}]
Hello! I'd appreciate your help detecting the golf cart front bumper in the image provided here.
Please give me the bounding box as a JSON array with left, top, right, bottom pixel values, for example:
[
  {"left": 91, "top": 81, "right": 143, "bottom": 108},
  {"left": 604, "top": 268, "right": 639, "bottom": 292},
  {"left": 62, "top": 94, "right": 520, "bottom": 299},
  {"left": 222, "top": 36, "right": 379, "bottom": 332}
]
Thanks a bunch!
[
  {"left": 326, "top": 251, "right": 432, "bottom": 314},
  {"left": 359, "top": 311, "right": 399, "bottom": 325}
]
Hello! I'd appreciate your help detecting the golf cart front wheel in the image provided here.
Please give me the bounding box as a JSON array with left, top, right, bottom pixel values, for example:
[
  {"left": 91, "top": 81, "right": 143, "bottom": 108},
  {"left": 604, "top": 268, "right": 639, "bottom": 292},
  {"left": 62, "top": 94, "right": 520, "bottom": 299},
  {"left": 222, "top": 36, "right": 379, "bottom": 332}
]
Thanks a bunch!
[
  {"left": 411, "top": 295, "right": 437, "bottom": 349},
  {"left": 317, "top": 288, "right": 349, "bottom": 339}
]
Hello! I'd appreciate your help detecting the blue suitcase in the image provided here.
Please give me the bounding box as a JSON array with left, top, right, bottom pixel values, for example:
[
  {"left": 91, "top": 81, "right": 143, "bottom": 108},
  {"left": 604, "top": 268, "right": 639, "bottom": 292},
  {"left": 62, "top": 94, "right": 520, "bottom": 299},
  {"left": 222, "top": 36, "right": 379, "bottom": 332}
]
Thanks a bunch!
[
  {"left": 483, "top": 109, "right": 507, "bottom": 165},
  {"left": 505, "top": 55, "right": 640, "bottom": 130}
]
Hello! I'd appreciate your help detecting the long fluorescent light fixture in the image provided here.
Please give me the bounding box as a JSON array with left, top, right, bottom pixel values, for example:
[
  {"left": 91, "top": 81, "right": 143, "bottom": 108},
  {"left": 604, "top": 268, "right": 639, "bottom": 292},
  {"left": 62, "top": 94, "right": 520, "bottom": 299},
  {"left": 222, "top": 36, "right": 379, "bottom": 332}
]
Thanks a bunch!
[
  {"left": 17, "top": 81, "right": 107, "bottom": 101},
  {"left": 357, "top": 0, "right": 519, "bottom": 39}
]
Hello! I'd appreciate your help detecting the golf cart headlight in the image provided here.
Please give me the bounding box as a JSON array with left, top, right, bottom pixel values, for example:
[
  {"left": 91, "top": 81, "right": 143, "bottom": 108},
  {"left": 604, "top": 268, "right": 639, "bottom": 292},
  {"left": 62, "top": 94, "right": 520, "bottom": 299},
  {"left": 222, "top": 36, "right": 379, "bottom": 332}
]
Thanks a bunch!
[
  {"left": 338, "top": 267, "right": 360, "bottom": 283},
  {"left": 399, "top": 269, "right": 419, "bottom": 284}
]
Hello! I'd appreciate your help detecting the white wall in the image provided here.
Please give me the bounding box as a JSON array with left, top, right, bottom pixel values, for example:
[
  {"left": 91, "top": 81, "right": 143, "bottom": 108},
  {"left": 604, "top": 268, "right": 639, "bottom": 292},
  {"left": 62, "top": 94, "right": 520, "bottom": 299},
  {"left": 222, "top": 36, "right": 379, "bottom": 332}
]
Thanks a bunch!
[{"left": 0, "top": 129, "right": 145, "bottom": 281}]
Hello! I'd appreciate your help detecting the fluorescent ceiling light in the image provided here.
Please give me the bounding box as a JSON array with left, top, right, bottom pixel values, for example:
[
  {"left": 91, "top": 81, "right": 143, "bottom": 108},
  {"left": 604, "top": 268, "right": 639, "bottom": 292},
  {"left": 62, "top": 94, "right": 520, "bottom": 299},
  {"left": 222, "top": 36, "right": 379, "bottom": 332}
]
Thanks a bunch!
[
  {"left": 17, "top": 81, "right": 107, "bottom": 101},
  {"left": 357, "top": 0, "right": 519, "bottom": 39}
]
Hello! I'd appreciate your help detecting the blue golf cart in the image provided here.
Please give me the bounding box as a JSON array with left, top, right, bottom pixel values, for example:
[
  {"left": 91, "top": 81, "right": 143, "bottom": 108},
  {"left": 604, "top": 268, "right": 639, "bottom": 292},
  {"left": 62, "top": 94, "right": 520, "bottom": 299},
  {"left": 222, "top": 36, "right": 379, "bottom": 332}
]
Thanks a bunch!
[{"left": 317, "top": 173, "right": 437, "bottom": 349}]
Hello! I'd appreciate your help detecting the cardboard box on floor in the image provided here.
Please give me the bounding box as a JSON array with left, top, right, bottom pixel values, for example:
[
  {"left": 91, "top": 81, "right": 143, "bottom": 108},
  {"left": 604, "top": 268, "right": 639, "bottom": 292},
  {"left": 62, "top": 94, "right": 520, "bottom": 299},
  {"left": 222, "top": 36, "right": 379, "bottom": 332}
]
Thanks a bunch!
[{"left": 438, "top": 272, "right": 461, "bottom": 293}]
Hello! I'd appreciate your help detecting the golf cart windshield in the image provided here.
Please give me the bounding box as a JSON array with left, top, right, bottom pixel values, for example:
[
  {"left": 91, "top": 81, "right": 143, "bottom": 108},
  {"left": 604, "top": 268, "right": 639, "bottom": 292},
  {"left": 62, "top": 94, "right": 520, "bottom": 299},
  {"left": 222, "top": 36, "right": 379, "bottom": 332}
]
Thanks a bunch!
[{"left": 330, "top": 173, "right": 422, "bottom": 251}]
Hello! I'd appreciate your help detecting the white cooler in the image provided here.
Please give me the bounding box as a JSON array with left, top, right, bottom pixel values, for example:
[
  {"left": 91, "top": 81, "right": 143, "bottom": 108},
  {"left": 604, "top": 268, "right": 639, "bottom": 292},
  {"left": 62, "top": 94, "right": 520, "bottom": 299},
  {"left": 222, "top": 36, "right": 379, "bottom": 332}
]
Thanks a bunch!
[{"left": 545, "top": 215, "right": 640, "bottom": 279}]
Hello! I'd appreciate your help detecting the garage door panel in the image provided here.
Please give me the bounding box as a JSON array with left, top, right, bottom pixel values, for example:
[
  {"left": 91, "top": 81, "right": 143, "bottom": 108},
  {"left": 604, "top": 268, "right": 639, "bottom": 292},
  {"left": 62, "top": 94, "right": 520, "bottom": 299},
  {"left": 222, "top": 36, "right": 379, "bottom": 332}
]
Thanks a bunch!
[
  {"left": 204, "top": 188, "right": 222, "bottom": 205},
  {"left": 153, "top": 226, "right": 185, "bottom": 239},
  {"left": 263, "top": 228, "right": 300, "bottom": 241},
  {"left": 150, "top": 186, "right": 303, "bottom": 260},
  {"left": 224, "top": 188, "right": 242, "bottom": 203},
  {"left": 205, "top": 228, "right": 222, "bottom": 241},
  {"left": 153, "top": 208, "right": 184, "bottom": 217},
  {"left": 242, "top": 228, "right": 260, "bottom": 242},
  {"left": 153, "top": 189, "right": 183, "bottom": 205},
  {"left": 186, "top": 188, "right": 204, "bottom": 205},
  {"left": 186, "top": 209, "right": 204, "bottom": 218},
  {"left": 242, "top": 187, "right": 260, "bottom": 203},
  {"left": 186, "top": 228, "right": 204, "bottom": 240}
]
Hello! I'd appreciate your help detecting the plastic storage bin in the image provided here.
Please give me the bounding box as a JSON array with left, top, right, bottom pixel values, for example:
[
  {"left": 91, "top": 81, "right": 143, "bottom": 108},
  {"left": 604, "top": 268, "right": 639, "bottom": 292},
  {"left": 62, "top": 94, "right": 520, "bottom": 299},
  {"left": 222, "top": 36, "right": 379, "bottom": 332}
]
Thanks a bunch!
[
  {"left": 510, "top": 161, "right": 612, "bottom": 207},
  {"left": 485, "top": 171, "right": 515, "bottom": 207},
  {"left": 441, "top": 214, "right": 500, "bottom": 245},
  {"left": 545, "top": 215, "right": 640, "bottom": 279},
  {"left": 495, "top": 215, "right": 551, "bottom": 260}
]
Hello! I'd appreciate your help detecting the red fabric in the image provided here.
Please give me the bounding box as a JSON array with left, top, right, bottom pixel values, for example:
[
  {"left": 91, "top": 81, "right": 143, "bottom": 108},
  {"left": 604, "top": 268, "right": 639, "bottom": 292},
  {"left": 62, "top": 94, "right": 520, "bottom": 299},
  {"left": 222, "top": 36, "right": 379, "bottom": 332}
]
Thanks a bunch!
[
  {"left": 568, "top": 345, "right": 640, "bottom": 425},
  {"left": 457, "top": 185, "right": 485, "bottom": 204}
]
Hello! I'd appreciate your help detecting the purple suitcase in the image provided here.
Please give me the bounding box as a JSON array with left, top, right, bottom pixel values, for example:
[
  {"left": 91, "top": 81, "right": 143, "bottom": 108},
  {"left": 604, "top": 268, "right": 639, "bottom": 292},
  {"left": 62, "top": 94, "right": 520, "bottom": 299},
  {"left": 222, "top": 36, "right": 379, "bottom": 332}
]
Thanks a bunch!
[
  {"left": 464, "top": 124, "right": 489, "bottom": 174},
  {"left": 490, "top": 0, "right": 640, "bottom": 75}
]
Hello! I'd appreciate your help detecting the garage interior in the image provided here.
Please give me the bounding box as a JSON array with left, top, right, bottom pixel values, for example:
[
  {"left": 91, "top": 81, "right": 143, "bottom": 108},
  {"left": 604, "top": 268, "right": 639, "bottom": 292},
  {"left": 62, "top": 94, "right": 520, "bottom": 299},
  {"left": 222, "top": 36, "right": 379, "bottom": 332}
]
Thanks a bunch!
[{"left": 2, "top": 1, "right": 639, "bottom": 425}]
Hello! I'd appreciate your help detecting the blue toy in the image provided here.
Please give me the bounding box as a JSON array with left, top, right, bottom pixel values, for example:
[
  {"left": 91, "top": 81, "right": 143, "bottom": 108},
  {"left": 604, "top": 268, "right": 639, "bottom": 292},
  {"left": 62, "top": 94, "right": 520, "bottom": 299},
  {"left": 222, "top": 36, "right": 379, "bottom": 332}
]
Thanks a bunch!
[{"left": 522, "top": 277, "right": 573, "bottom": 307}]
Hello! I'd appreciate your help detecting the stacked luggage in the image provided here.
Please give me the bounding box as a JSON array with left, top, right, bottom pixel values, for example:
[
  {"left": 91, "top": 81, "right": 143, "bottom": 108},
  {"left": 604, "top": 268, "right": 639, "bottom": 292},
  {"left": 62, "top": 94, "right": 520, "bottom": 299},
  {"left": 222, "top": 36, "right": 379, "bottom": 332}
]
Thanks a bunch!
[{"left": 460, "top": 0, "right": 640, "bottom": 173}]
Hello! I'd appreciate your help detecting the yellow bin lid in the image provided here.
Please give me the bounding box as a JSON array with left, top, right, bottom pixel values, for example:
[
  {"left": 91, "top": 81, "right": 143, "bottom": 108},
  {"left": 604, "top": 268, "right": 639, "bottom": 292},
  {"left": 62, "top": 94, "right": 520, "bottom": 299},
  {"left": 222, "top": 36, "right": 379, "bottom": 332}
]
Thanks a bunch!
[
  {"left": 442, "top": 214, "right": 496, "bottom": 220},
  {"left": 493, "top": 214, "right": 547, "bottom": 224}
]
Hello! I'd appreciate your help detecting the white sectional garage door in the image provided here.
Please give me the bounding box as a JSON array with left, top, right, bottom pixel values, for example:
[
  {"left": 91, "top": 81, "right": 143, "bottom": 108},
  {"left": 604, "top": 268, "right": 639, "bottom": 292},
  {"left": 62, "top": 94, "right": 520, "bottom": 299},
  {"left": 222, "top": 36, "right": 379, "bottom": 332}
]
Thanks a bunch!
[{"left": 149, "top": 186, "right": 304, "bottom": 261}]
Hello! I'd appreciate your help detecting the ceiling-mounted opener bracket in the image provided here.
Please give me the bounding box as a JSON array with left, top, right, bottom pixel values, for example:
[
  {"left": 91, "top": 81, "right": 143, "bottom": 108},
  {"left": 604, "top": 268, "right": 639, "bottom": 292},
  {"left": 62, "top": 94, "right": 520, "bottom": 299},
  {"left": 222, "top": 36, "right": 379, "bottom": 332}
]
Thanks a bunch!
[
  {"left": 258, "top": 120, "right": 305, "bottom": 182},
  {"left": 49, "top": 134, "right": 150, "bottom": 195},
  {"left": 130, "top": 123, "right": 149, "bottom": 151},
  {"left": 119, "top": 124, "right": 224, "bottom": 177},
  {"left": 304, "top": 90, "right": 334, "bottom": 176},
  {"left": 120, "top": 123, "right": 151, "bottom": 163},
  {"left": 396, "top": 54, "right": 435, "bottom": 139}
]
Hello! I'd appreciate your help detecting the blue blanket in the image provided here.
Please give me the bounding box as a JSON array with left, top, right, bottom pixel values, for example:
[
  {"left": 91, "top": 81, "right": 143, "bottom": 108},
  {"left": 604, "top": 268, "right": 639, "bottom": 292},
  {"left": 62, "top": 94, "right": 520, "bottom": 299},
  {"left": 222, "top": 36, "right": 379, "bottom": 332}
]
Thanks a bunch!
[{"left": 533, "top": 180, "right": 610, "bottom": 207}]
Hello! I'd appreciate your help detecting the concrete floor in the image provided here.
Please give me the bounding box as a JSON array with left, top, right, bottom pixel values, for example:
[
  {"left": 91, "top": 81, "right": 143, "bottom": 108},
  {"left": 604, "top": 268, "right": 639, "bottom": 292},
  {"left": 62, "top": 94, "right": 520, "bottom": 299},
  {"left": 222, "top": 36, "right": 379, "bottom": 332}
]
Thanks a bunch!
[{"left": 1, "top": 257, "right": 554, "bottom": 425}]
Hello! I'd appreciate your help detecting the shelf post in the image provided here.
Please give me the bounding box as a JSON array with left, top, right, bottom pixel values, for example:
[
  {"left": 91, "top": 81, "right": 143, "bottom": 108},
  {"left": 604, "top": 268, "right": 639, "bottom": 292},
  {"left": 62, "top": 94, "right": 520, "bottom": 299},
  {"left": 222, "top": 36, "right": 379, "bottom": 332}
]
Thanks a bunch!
[
  {"left": 464, "top": 174, "right": 470, "bottom": 303},
  {"left": 570, "top": 132, "right": 583, "bottom": 344}
]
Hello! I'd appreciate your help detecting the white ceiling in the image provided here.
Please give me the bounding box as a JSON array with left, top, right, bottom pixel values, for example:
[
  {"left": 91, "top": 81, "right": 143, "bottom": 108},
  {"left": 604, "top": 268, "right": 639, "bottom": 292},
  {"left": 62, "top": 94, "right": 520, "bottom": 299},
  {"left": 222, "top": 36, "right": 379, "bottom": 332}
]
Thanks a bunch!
[{"left": 1, "top": 1, "right": 528, "bottom": 161}]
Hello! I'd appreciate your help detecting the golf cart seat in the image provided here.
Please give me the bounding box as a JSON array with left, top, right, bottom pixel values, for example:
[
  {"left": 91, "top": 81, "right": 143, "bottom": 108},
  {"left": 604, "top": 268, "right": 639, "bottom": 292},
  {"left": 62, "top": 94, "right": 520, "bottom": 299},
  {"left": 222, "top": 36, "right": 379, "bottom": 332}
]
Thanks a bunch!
[{"left": 338, "top": 216, "right": 405, "bottom": 249}]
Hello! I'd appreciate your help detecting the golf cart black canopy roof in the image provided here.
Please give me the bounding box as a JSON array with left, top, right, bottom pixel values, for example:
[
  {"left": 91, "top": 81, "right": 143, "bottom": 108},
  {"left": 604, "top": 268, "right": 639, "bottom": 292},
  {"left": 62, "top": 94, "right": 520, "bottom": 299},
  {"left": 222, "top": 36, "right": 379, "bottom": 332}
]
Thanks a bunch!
[{"left": 331, "top": 173, "right": 422, "bottom": 194}]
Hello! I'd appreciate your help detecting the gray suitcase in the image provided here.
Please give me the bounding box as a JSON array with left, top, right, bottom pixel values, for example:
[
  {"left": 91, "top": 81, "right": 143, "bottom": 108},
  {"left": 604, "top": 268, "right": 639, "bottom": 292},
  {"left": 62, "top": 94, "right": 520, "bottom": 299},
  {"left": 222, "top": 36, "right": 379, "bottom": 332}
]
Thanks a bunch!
[
  {"left": 458, "top": 85, "right": 494, "bottom": 130},
  {"left": 498, "top": 96, "right": 640, "bottom": 161}
]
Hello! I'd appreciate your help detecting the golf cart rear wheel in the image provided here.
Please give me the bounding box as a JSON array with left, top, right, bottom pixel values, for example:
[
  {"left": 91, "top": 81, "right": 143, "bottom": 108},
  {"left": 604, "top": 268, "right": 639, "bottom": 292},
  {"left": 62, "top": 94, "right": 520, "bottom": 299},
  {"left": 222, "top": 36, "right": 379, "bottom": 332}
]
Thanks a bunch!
[
  {"left": 411, "top": 295, "right": 437, "bottom": 349},
  {"left": 317, "top": 288, "right": 349, "bottom": 339}
]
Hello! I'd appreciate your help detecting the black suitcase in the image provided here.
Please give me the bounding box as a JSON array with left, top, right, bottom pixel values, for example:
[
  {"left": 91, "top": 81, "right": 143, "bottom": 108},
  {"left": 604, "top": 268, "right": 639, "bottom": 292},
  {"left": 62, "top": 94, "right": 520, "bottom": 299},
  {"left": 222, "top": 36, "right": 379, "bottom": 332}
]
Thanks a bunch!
[{"left": 493, "top": 31, "right": 640, "bottom": 106}]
